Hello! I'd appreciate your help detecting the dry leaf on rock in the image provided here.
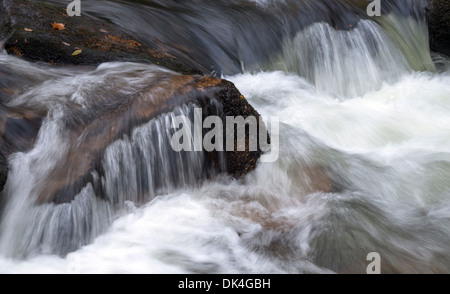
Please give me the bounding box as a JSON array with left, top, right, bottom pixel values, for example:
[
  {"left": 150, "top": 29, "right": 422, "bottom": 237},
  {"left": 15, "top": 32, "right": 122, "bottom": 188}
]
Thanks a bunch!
[{"left": 52, "top": 22, "right": 65, "bottom": 30}]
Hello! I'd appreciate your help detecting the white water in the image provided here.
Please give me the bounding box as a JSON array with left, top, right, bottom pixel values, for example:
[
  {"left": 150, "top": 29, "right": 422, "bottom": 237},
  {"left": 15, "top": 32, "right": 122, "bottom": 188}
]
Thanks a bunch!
[
  {"left": 1, "top": 14, "right": 450, "bottom": 273},
  {"left": 270, "top": 20, "right": 412, "bottom": 97}
]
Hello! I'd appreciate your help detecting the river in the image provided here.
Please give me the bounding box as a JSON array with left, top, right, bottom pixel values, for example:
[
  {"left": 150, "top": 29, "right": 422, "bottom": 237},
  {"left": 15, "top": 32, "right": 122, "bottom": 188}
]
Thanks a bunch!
[{"left": 0, "top": 0, "right": 449, "bottom": 273}]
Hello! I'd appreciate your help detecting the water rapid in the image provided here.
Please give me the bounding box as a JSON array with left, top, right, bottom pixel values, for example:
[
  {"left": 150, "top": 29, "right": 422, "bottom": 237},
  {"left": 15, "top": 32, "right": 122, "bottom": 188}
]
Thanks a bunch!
[{"left": 0, "top": 0, "right": 449, "bottom": 273}]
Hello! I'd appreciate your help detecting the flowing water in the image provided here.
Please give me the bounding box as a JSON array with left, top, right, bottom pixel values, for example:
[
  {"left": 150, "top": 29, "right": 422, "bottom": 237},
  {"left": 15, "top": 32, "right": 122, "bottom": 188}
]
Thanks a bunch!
[{"left": 0, "top": 0, "right": 450, "bottom": 273}]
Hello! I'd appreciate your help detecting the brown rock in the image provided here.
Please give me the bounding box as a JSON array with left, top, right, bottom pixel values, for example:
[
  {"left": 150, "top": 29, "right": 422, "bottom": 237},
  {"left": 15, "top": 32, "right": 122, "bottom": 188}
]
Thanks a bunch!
[{"left": 31, "top": 74, "right": 266, "bottom": 204}]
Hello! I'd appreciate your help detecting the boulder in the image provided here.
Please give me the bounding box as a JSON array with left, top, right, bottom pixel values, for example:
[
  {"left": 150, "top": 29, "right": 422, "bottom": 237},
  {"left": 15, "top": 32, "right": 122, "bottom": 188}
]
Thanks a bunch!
[{"left": 28, "top": 74, "right": 266, "bottom": 204}]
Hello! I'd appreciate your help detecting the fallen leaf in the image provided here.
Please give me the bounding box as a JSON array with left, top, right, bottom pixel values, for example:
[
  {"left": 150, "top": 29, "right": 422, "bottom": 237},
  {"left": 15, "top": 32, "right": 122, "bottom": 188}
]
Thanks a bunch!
[
  {"left": 52, "top": 22, "right": 65, "bottom": 30},
  {"left": 24, "top": 28, "right": 33, "bottom": 32},
  {"left": 99, "top": 29, "right": 109, "bottom": 34},
  {"left": 62, "top": 41, "right": 71, "bottom": 46},
  {"left": 72, "top": 49, "right": 82, "bottom": 56}
]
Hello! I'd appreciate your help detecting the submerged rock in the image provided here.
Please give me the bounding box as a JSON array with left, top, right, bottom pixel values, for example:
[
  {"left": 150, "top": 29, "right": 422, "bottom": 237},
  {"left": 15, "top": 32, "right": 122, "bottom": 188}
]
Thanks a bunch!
[
  {"left": 0, "top": 0, "right": 202, "bottom": 74},
  {"left": 427, "top": 0, "right": 450, "bottom": 56}
]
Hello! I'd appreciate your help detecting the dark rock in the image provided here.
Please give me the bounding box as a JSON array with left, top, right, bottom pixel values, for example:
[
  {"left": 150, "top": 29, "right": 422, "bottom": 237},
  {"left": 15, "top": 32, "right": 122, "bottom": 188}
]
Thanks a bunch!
[
  {"left": 427, "top": 0, "right": 450, "bottom": 56},
  {"left": 1, "top": 0, "right": 202, "bottom": 75},
  {"left": 0, "top": 152, "right": 7, "bottom": 191}
]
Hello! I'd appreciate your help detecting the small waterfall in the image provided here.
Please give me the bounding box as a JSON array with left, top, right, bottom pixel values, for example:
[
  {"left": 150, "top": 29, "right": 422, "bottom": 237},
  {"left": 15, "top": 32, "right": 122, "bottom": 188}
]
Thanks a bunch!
[
  {"left": 269, "top": 20, "right": 412, "bottom": 97},
  {"left": 101, "top": 104, "right": 210, "bottom": 206},
  {"left": 0, "top": 102, "right": 214, "bottom": 257},
  {"left": 0, "top": 60, "right": 230, "bottom": 257},
  {"left": 375, "top": 14, "right": 436, "bottom": 72}
]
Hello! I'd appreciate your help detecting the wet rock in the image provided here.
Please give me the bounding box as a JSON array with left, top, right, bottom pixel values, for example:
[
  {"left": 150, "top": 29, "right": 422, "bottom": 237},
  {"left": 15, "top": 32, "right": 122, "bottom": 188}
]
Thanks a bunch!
[
  {"left": 0, "top": 105, "right": 45, "bottom": 191},
  {"left": 33, "top": 74, "right": 266, "bottom": 204},
  {"left": 1, "top": 0, "right": 202, "bottom": 75},
  {"left": 427, "top": 0, "right": 450, "bottom": 56},
  {"left": 0, "top": 152, "right": 7, "bottom": 191}
]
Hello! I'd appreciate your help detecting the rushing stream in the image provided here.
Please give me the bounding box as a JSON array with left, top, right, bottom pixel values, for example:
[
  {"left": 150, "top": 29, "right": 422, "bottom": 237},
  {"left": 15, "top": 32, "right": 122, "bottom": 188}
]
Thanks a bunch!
[{"left": 0, "top": 0, "right": 450, "bottom": 273}]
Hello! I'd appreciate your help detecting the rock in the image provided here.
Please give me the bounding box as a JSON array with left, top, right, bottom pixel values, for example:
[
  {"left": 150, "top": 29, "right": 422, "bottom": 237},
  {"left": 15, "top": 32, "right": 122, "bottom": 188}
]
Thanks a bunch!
[
  {"left": 427, "top": 0, "right": 450, "bottom": 56},
  {"left": 32, "top": 74, "right": 266, "bottom": 204},
  {"left": 0, "top": 105, "right": 45, "bottom": 191},
  {"left": 1, "top": 0, "right": 202, "bottom": 75},
  {"left": 0, "top": 152, "right": 7, "bottom": 191}
]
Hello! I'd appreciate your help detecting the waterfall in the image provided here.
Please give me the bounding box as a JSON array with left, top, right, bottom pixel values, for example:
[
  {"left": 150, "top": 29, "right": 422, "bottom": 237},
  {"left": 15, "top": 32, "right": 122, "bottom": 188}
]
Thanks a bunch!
[
  {"left": 0, "top": 101, "right": 211, "bottom": 257},
  {"left": 269, "top": 20, "right": 412, "bottom": 97},
  {"left": 1, "top": 0, "right": 449, "bottom": 274}
]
